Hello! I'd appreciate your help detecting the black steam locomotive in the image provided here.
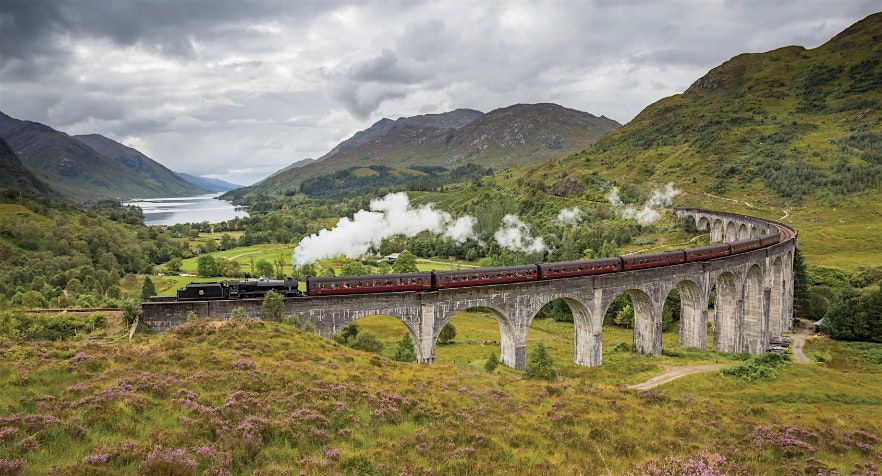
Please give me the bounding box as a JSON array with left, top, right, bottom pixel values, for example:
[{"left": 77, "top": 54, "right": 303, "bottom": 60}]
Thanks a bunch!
[{"left": 175, "top": 278, "right": 301, "bottom": 301}]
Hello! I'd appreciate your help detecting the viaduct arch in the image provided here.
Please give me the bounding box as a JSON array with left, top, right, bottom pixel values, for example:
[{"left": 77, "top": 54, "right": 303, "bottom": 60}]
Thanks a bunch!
[{"left": 141, "top": 208, "right": 796, "bottom": 370}]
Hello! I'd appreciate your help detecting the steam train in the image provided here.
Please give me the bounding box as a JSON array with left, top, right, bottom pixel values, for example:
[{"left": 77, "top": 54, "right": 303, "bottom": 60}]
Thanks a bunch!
[{"left": 176, "top": 229, "right": 785, "bottom": 301}]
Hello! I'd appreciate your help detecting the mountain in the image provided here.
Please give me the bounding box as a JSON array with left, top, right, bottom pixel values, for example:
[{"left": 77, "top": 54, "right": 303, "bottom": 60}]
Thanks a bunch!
[
  {"left": 316, "top": 108, "right": 484, "bottom": 162},
  {"left": 176, "top": 172, "right": 241, "bottom": 193},
  {"left": 74, "top": 134, "right": 206, "bottom": 196},
  {"left": 0, "top": 137, "right": 57, "bottom": 198},
  {"left": 422, "top": 12, "right": 882, "bottom": 269},
  {"left": 0, "top": 112, "right": 205, "bottom": 201},
  {"left": 265, "top": 158, "right": 317, "bottom": 180},
  {"left": 231, "top": 104, "right": 619, "bottom": 197}
]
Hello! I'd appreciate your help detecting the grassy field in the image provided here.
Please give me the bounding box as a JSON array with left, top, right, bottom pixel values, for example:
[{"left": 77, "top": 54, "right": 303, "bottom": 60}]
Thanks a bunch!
[{"left": 0, "top": 314, "right": 879, "bottom": 474}]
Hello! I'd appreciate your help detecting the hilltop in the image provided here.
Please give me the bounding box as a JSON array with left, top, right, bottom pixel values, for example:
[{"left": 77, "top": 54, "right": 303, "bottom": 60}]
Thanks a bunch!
[
  {"left": 0, "top": 112, "right": 205, "bottom": 201},
  {"left": 228, "top": 104, "right": 620, "bottom": 198}
]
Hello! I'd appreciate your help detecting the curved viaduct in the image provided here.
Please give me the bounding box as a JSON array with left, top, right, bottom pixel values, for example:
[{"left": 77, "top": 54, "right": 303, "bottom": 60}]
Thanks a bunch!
[{"left": 141, "top": 208, "right": 796, "bottom": 370}]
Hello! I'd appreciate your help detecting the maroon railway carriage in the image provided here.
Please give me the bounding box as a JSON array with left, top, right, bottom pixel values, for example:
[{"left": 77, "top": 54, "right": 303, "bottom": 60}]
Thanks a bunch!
[
  {"left": 306, "top": 272, "right": 432, "bottom": 296},
  {"left": 730, "top": 237, "right": 764, "bottom": 254},
  {"left": 622, "top": 250, "right": 686, "bottom": 271},
  {"left": 434, "top": 265, "right": 538, "bottom": 289},
  {"left": 684, "top": 243, "right": 731, "bottom": 263},
  {"left": 759, "top": 231, "right": 782, "bottom": 247},
  {"left": 538, "top": 257, "right": 622, "bottom": 280}
]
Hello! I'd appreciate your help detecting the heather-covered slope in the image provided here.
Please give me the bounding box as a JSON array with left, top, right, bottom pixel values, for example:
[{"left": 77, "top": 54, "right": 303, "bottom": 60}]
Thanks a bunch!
[{"left": 0, "top": 318, "right": 879, "bottom": 474}]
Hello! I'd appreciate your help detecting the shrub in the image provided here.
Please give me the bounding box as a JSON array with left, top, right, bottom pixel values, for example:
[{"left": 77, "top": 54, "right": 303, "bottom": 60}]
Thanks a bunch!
[
  {"left": 393, "top": 334, "right": 417, "bottom": 362},
  {"left": 229, "top": 307, "right": 248, "bottom": 321},
  {"left": 614, "top": 304, "right": 634, "bottom": 328},
  {"left": 141, "top": 276, "right": 156, "bottom": 301},
  {"left": 721, "top": 352, "right": 789, "bottom": 382},
  {"left": 334, "top": 324, "right": 359, "bottom": 345},
  {"left": 525, "top": 343, "right": 557, "bottom": 381},
  {"left": 281, "top": 314, "right": 304, "bottom": 329},
  {"left": 139, "top": 446, "right": 196, "bottom": 476},
  {"left": 91, "top": 313, "right": 107, "bottom": 329},
  {"left": 438, "top": 323, "right": 457, "bottom": 344},
  {"left": 485, "top": 352, "right": 500, "bottom": 372},
  {"left": 822, "top": 283, "right": 882, "bottom": 342},
  {"left": 197, "top": 255, "right": 219, "bottom": 277},
  {"left": 121, "top": 300, "right": 139, "bottom": 326},
  {"left": 349, "top": 331, "right": 384, "bottom": 354},
  {"left": 261, "top": 290, "right": 284, "bottom": 321}
]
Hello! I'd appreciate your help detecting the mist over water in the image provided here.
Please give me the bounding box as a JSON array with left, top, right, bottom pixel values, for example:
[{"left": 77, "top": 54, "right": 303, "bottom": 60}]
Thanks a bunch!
[{"left": 125, "top": 194, "right": 248, "bottom": 226}]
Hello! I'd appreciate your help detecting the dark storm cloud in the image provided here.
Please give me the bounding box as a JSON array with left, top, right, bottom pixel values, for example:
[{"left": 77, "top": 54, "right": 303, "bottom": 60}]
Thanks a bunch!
[{"left": 0, "top": 0, "right": 879, "bottom": 184}]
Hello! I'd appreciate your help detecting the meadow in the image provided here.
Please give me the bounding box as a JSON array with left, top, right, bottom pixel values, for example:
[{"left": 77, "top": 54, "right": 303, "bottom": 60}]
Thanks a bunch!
[{"left": 0, "top": 311, "right": 879, "bottom": 475}]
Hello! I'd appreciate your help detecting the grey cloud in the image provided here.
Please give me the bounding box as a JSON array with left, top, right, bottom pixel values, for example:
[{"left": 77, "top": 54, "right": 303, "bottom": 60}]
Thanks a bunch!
[{"left": 1, "top": 0, "right": 879, "bottom": 184}]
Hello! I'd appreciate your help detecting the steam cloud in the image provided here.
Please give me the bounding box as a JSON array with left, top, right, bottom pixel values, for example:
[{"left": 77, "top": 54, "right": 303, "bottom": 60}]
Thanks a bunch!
[
  {"left": 292, "top": 192, "right": 477, "bottom": 267},
  {"left": 493, "top": 214, "right": 547, "bottom": 253},
  {"left": 607, "top": 183, "right": 681, "bottom": 225},
  {"left": 555, "top": 207, "right": 582, "bottom": 226}
]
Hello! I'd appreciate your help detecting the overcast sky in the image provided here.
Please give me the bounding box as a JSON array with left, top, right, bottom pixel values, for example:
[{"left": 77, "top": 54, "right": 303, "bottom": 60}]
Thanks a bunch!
[{"left": 1, "top": 1, "right": 878, "bottom": 185}]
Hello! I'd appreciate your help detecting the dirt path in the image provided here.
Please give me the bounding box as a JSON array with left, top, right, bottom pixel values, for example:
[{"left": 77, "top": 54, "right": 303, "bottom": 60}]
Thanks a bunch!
[
  {"left": 789, "top": 320, "right": 815, "bottom": 364},
  {"left": 627, "top": 364, "right": 728, "bottom": 391}
]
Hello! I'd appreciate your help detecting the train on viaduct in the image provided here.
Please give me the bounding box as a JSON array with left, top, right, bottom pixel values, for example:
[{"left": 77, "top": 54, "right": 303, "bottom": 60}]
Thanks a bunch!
[{"left": 140, "top": 208, "right": 796, "bottom": 370}]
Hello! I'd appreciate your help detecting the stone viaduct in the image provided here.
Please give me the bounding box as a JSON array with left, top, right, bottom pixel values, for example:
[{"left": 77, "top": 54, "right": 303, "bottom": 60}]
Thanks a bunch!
[{"left": 141, "top": 208, "right": 796, "bottom": 370}]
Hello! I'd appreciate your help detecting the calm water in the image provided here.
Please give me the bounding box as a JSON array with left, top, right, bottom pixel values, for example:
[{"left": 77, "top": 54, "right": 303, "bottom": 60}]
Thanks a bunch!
[{"left": 124, "top": 194, "right": 249, "bottom": 226}]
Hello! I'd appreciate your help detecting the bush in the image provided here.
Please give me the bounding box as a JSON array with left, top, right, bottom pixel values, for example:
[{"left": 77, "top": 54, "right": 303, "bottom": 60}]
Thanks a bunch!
[
  {"left": 438, "top": 323, "right": 457, "bottom": 344},
  {"left": 614, "top": 304, "right": 634, "bottom": 328},
  {"left": 393, "top": 334, "right": 417, "bottom": 361},
  {"left": 229, "top": 307, "right": 248, "bottom": 321},
  {"left": 525, "top": 343, "right": 557, "bottom": 381},
  {"left": 721, "top": 352, "right": 789, "bottom": 382},
  {"left": 281, "top": 314, "right": 304, "bottom": 329},
  {"left": 121, "top": 300, "right": 139, "bottom": 326},
  {"left": 261, "top": 290, "right": 284, "bottom": 321},
  {"left": 822, "top": 283, "right": 882, "bottom": 342},
  {"left": 0, "top": 311, "right": 102, "bottom": 341},
  {"left": 349, "top": 331, "right": 384, "bottom": 354},
  {"left": 141, "top": 276, "right": 156, "bottom": 301},
  {"left": 485, "top": 352, "right": 500, "bottom": 372},
  {"left": 334, "top": 324, "right": 359, "bottom": 345}
]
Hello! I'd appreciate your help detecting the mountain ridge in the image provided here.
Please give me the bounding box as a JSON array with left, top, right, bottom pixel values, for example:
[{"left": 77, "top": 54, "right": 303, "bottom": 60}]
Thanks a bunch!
[
  {"left": 230, "top": 103, "right": 620, "bottom": 198},
  {"left": 0, "top": 111, "right": 206, "bottom": 201}
]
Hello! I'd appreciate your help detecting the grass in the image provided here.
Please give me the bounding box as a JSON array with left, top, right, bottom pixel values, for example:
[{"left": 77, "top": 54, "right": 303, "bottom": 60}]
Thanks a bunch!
[{"left": 1, "top": 316, "right": 879, "bottom": 474}]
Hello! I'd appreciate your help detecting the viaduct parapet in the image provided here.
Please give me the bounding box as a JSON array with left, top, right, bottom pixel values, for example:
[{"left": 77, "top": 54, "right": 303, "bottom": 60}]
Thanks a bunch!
[{"left": 141, "top": 208, "right": 796, "bottom": 370}]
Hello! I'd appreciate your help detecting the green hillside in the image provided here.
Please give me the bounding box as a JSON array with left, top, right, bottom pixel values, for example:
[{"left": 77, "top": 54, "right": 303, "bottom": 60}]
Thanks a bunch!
[
  {"left": 414, "top": 12, "right": 882, "bottom": 270},
  {"left": 0, "top": 113, "right": 206, "bottom": 202},
  {"left": 0, "top": 138, "right": 58, "bottom": 199}
]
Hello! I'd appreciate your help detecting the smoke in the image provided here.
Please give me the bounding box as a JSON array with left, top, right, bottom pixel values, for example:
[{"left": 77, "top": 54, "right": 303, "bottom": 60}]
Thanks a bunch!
[
  {"left": 555, "top": 207, "right": 582, "bottom": 226},
  {"left": 493, "top": 214, "right": 547, "bottom": 253},
  {"left": 608, "top": 183, "right": 681, "bottom": 226},
  {"left": 292, "top": 192, "right": 477, "bottom": 267}
]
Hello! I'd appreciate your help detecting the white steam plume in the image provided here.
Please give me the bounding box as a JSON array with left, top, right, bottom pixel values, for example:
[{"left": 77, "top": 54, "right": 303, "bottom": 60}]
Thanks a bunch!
[
  {"left": 493, "top": 214, "right": 547, "bottom": 253},
  {"left": 292, "top": 192, "right": 477, "bottom": 267},
  {"left": 608, "top": 183, "right": 681, "bottom": 226},
  {"left": 555, "top": 207, "right": 582, "bottom": 226}
]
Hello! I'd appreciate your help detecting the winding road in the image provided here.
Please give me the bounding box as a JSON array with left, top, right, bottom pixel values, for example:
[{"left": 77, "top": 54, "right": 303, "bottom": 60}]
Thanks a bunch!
[{"left": 627, "top": 364, "right": 728, "bottom": 391}]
